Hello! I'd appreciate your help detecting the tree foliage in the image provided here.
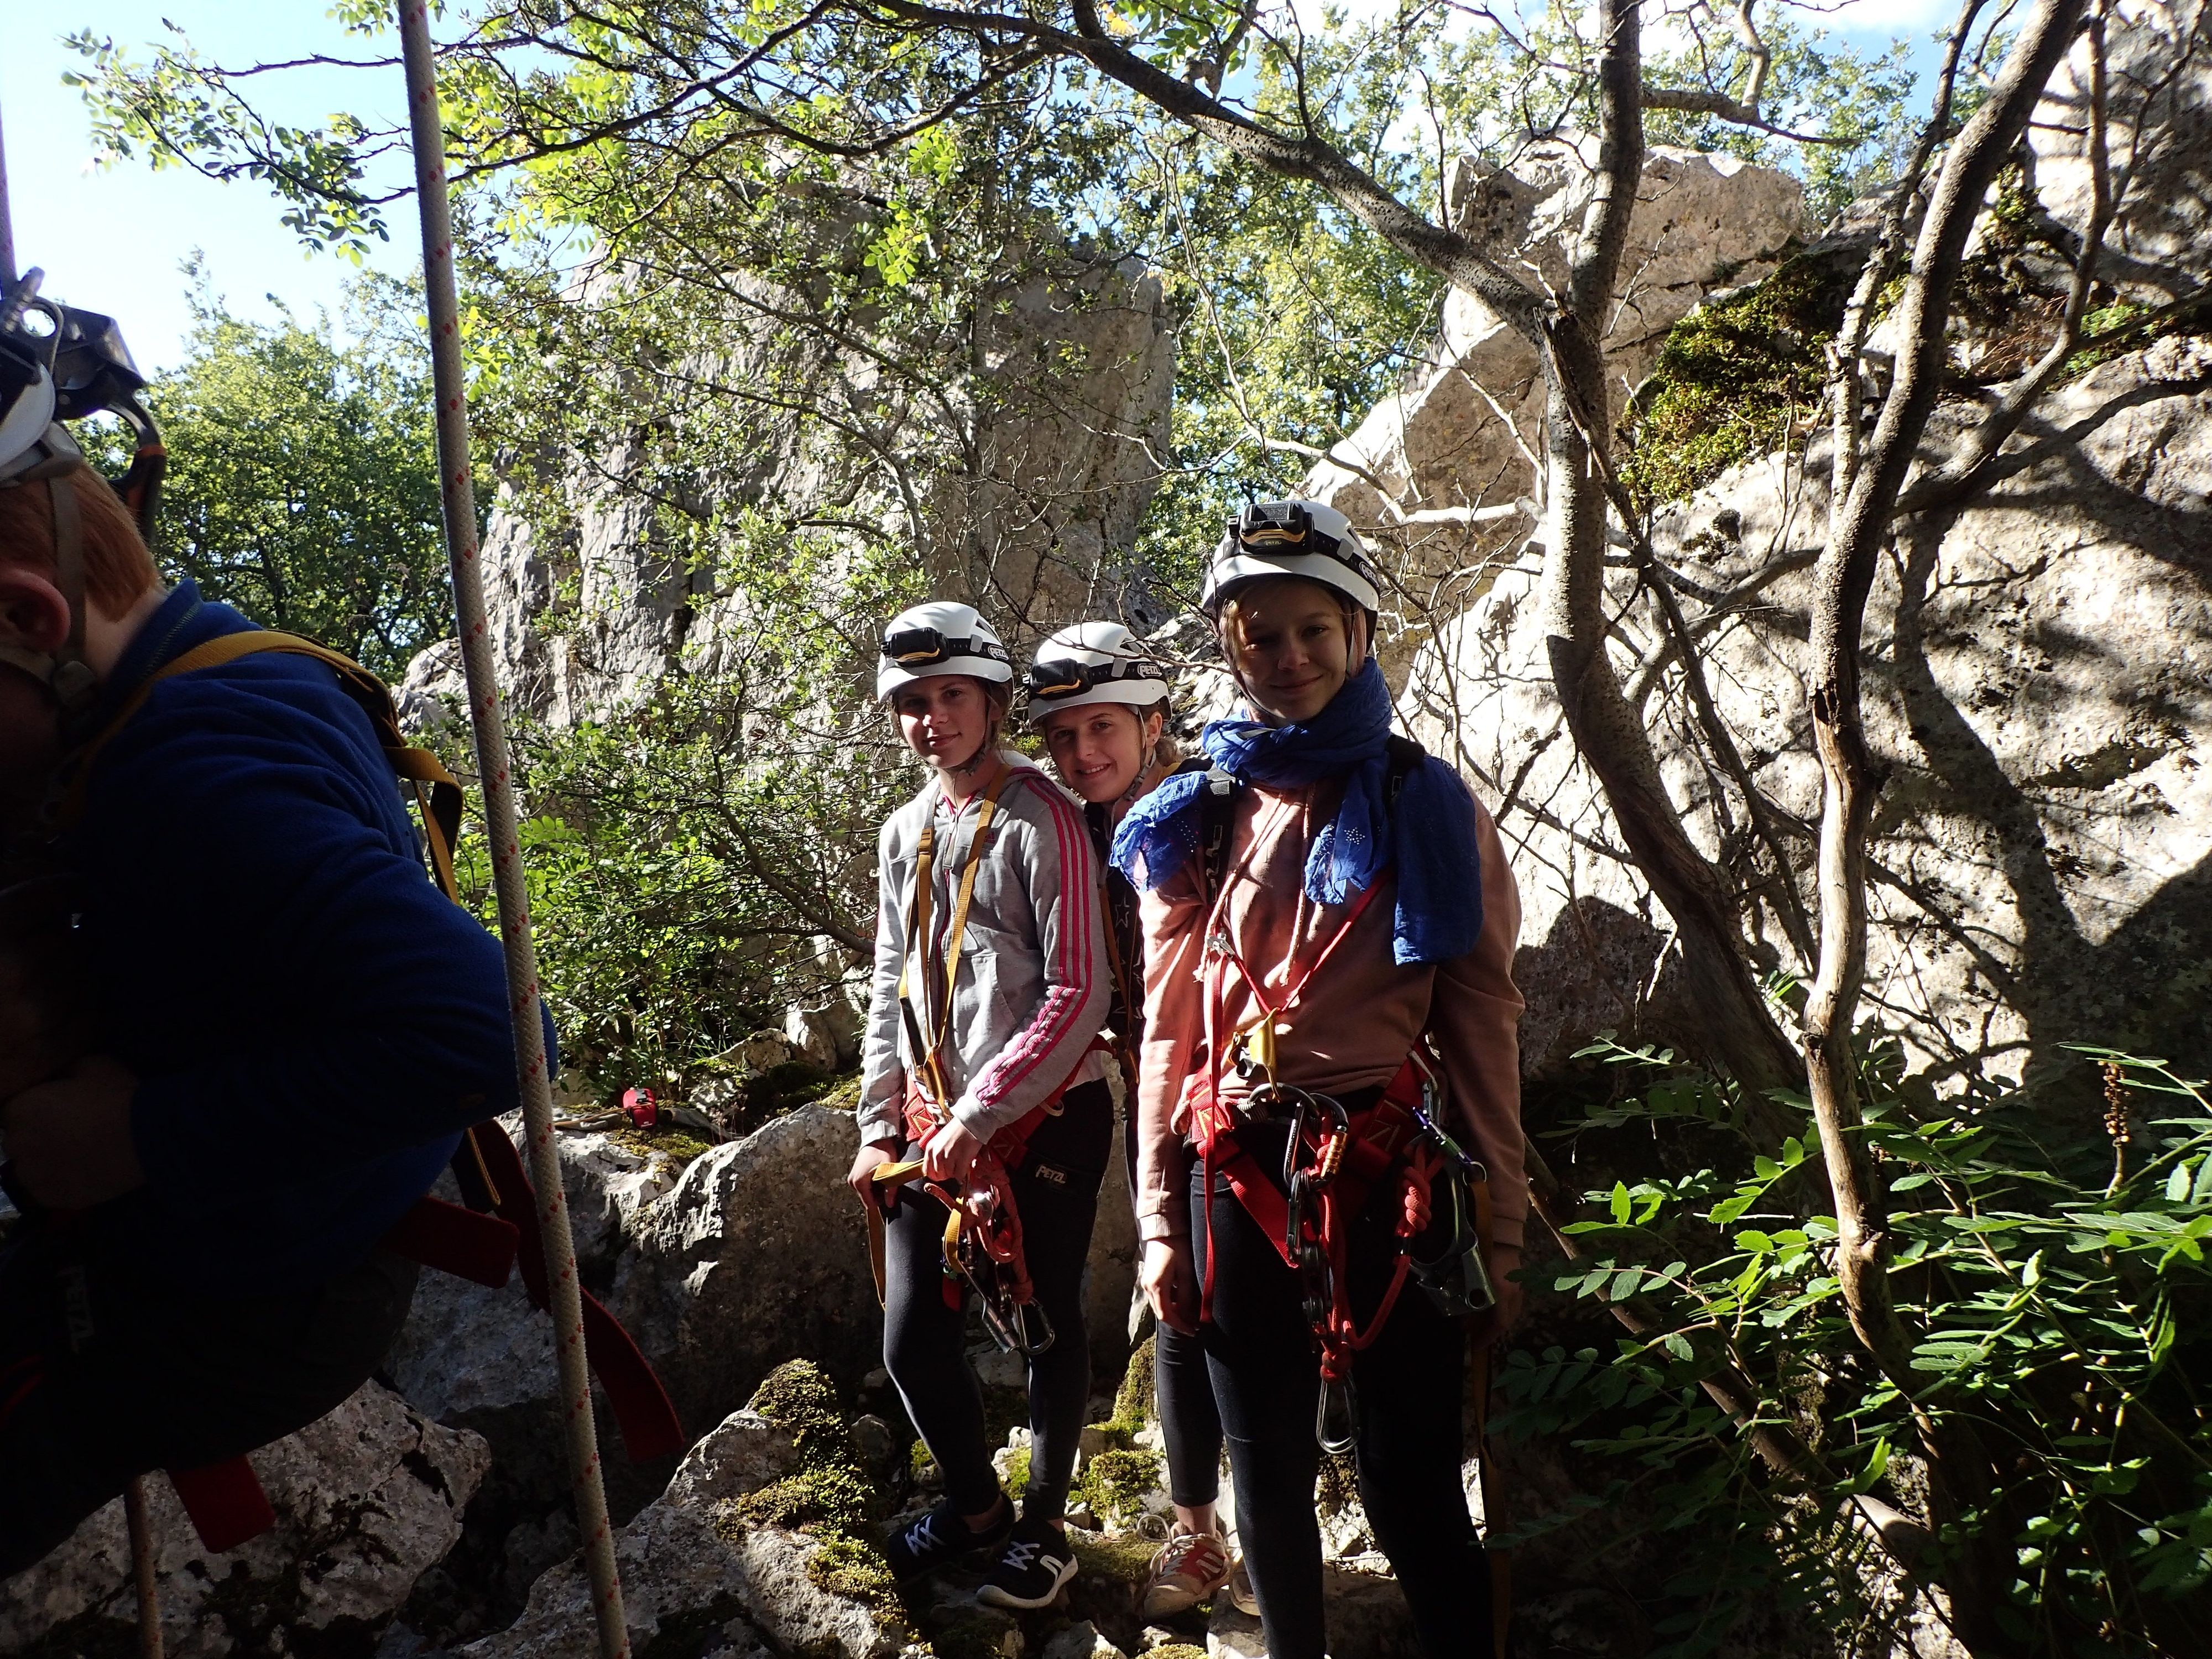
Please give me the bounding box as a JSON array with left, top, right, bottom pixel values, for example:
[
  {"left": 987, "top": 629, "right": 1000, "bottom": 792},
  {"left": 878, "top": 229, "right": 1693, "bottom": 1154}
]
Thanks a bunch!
[{"left": 124, "top": 271, "right": 450, "bottom": 679}]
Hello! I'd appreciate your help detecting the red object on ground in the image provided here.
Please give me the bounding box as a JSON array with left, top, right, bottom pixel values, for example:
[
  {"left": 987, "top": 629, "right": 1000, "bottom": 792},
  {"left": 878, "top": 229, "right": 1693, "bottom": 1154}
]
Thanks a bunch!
[{"left": 622, "top": 1088, "right": 660, "bottom": 1130}]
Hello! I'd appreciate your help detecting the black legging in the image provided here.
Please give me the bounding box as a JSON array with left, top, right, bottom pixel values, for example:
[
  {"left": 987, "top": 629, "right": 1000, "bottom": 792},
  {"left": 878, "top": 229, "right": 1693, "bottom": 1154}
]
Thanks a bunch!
[
  {"left": 1190, "top": 1123, "right": 1491, "bottom": 1659},
  {"left": 884, "top": 1080, "right": 1113, "bottom": 1525},
  {"left": 1125, "top": 1110, "right": 1224, "bottom": 1509}
]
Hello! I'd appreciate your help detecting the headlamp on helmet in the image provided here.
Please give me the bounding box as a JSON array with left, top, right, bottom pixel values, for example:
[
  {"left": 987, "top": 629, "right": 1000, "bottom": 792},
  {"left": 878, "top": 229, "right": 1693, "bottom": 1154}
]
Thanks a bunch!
[
  {"left": 875, "top": 601, "right": 1016, "bottom": 702},
  {"left": 1201, "top": 497, "right": 1381, "bottom": 617},
  {"left": 1022, "top": 621, "right": 1173, "bottom": 728}
]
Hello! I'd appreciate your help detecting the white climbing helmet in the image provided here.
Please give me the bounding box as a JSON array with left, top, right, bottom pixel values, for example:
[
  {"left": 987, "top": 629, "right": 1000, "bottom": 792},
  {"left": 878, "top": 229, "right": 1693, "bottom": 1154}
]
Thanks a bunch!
[
  {"left": 1023, "top": 621, "right": 1173, "bottom": 729},
  {"left": 0, "top": 330, "right": 59, "bottom": 486},
  {"left": 1201, "top": 498, "right": 1381, "bottom": 618},
  {"left": 876, "top": 599, "right": 1015, "bottom": 702}
]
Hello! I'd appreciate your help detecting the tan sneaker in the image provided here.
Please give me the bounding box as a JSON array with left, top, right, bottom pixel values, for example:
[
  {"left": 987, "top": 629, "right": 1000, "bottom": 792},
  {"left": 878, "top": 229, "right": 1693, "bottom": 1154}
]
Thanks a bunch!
[
  {"left": 1227, "top": 1549, "right": 1258, "bottom": 1616},
  {"left": 1141, "top": 1523, "right": 1233, "bottom": 1618}
]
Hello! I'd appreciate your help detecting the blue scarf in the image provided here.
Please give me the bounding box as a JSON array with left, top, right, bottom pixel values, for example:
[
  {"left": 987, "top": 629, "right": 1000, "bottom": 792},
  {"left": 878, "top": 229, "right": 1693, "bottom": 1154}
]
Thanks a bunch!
[{"left": 1110, "top": 659, "right": 1484, "bottom": 966}]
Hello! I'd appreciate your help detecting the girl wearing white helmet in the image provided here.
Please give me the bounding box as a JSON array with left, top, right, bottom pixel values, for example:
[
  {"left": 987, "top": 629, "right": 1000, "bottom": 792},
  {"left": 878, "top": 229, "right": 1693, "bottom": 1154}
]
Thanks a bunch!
[
  {"left": 1025, "top": 623, "right": 1254, "bottom": 1620},
  {"left": 853, "top": 600, "right": 1113, "bottom": 1609},
  {"left": 1112, "top": 502, "right": 1526, "bottom": 1659}
]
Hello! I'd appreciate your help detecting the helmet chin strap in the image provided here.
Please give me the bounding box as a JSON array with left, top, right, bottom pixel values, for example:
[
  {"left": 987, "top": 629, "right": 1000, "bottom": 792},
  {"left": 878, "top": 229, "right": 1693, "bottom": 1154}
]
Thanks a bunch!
[{"left": 0, "top": 429, "right": 102, "bottom": 731}]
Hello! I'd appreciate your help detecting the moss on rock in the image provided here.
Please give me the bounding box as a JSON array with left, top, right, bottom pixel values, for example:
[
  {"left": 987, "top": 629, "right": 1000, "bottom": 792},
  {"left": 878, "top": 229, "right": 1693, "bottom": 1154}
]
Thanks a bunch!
[
  {"left": 1078, "top": 1448, "right": 1163, "bottom": 1525},
  {"left": 1623, "top": 247, "right": 1855, "bottom": 506},
  {"left": 713, "top": 1361, "right": 913, "bottom": 1641},
  {"left": 1068, "top": 1528, "right": 1160, "bottom": 1585},
  {"left": 1109, "top": 1333, "right": 1156, "bottom": 1432}
]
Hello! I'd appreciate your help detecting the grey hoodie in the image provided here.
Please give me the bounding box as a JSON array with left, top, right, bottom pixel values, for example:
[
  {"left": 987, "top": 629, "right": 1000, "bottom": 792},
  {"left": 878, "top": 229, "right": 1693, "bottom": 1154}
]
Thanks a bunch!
[{"left": 859, "top": 752, "right": 1109, "bottom": 1145}]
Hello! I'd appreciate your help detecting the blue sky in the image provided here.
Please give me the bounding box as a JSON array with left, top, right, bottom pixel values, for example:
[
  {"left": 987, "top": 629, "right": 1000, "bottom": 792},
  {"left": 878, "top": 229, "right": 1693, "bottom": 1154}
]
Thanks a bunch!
[{"left": 6, "top": 1, "right": 1950, "bottom": 375}]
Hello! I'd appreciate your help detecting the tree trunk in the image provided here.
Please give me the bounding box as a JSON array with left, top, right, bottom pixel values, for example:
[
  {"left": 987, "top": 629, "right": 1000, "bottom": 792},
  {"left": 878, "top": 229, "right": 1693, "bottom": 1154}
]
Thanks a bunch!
[
  {"left": 1801, "top": 1, "right": 2091, "bottom": 1648},
  {"left": 1536, "top": 0, "right": 1805, "bottom": 1110}
]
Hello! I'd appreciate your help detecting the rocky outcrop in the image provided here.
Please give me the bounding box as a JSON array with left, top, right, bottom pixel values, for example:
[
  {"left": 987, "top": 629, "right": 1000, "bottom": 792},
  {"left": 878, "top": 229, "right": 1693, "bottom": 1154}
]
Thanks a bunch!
[
  {"left": 0, "top": 1383, "right": 488, "bottom": 1658},
  {"left": 1404, "top": 333, "right": 2212, "bottom": 1090},
  {"left": 1303, "top": 144, "right": 1805, "bottom": 601},
  {"left": 387, "top": 1097, "right": 1139, "bottom": 1535},
  {"left": 472, "top": 244, "right": 1173, "bottom": 725},
  {"left": 2032, "top": 0, "right": 2212, "bottom": 295},
  {"left": 456, "top": 1373, "right": 907, "bottom": 1659}
]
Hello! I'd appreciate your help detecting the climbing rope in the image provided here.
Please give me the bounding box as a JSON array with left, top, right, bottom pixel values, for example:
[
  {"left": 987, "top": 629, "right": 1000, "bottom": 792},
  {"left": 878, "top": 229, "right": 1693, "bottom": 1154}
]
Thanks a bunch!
[{"left": 392, "top": 7, "right": 631, "bottom": 1658}]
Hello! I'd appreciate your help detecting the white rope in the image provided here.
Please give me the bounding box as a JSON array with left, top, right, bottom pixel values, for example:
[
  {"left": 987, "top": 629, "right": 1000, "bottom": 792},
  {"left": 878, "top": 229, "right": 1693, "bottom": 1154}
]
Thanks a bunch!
[{"left": 391, "top": 8, "right": 632, "bottom": 1656}]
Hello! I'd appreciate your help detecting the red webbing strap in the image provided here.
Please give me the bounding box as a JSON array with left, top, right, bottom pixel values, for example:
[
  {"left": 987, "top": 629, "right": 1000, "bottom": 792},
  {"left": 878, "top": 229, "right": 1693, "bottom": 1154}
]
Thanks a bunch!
[
  {"left": 464, "top": 1124, "right": 686, "bottom": 1462},
  {"left": 168, "top": 1458, "right": 276, "bottom": 1554},
  {"left": 380, "top": 1196, "right": 521, "bottom": 1289}
]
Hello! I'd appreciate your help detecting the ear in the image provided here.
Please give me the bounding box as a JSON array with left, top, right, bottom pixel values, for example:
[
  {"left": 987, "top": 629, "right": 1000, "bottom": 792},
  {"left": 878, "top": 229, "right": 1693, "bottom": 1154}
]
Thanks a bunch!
[{"left": 0, "top": 569, "right": 71, "bottom": 657}]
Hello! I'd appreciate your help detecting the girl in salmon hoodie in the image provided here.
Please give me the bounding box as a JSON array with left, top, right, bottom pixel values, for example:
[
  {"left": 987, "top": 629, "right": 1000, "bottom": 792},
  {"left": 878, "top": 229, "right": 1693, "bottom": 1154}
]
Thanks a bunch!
[{"left": 1115, "top": 502, "right": 1525, "bottom": 1659}]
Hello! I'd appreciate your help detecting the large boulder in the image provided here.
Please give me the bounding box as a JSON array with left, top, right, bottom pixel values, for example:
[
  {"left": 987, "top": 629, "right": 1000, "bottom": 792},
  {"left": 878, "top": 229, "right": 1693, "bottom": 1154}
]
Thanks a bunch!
[
  {"left": 1303, "top": 144, "right": 1805, "bottom": 599},
  {"left": 0, "top": 1382, "right": 489, "bottom": 1658},
  {"left": 456, "top": 1368, "right": 909, "bottom": 1659},
  {"left": 1405, "top": 333, "right": 2212, "bottom": 1092},
  {"left": 381, "top": 1120, "right": 687, "bottom": 1524},
  {"left": 606, "top": 1103, "right": 883, "bottom": 1442}
]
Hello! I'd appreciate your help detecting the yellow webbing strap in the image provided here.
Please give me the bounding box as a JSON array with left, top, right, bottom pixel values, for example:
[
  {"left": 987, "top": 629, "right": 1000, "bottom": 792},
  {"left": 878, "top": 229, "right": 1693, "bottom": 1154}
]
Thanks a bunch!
[
  {"left": 58, "top": 630, "right": 466, "bottom": 901},
  {"left": 895, "top": 765, "right": 1014, "bottom": 1112}
]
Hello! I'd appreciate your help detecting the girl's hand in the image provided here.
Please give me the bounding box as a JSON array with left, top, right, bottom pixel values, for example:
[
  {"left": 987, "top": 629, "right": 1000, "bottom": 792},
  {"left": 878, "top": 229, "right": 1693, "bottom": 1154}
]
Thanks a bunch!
[
  {"left": 1141, "top": 1237, "right": 1201, "bottom": 1335},
  {"left": 921, "top": 1117, "right": 984, "bottom": 1185},
  {"left": 1483, "top": 1244, "right": 1524, "bottom": 1334},
  {"left": 847, "top": 1138, "right": 904, "bottom": 1208}
]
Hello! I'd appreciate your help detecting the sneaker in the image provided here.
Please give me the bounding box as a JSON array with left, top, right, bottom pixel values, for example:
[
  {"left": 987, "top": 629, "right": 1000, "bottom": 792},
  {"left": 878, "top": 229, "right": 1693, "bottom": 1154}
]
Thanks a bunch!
[
  {"left": 1141, "top": 1522, "right": 1232, "bottom": 1618},
  {"left": 975, "top": 1516, "right": 1079, "bottom": 1610},
  {"left": 883, "top": 1496, "right": 1013, "bottom": 1583},
  {"left": 1227, "top": 1550, "right": 1258, "bottom": 1616}
]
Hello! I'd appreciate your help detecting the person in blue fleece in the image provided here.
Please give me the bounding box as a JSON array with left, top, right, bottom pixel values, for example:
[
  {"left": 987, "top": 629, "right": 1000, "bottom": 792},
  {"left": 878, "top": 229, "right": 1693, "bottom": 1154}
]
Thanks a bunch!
[{"left": 0, "top": 427, "right": 523, "bottom": 1572}]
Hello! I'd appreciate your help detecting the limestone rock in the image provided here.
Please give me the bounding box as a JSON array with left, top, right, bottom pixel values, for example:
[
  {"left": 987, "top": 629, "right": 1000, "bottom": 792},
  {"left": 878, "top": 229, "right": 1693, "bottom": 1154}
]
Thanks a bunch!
[
  {"left": 1303, "top": 145, "right": 1803, "bottom": 591},
  {"left": 458, "top": 1395, "right": 903, "bottom": 1659},
  {"left": 0, "top": 1382, "right": 488, "bottom": 1658},
  {"left": 384, "top": 1120, "right": 680, "bottom": 1427},
  {"left": 1405, "top": 335, "right": 2212, "bottom": 1092},
  {"left": 2032, "top": 0, "right": 2212, "bottom": 295},
  {"left": 607, "top": 1104, "right": 882, "bottom": 1436},
  {"left": 394, "top": 637, "right": 468, "bottom": 739},
  {"left": 480, "top": 242, "right": 1173, "bottom": 725},
  {"left": 1044, "top": 1618, "right": 1129, "bottom": 1659}
]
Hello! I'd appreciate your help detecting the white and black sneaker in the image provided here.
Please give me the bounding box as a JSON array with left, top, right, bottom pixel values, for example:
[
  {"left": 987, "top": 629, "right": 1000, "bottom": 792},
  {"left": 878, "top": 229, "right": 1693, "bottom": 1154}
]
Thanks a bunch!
[
  {"left": 976, "top": 1517, "right": 1079, "bottom": 1610},
  {"left": 882, "top": 1496, "right": 1013, "bottom": 1583}
]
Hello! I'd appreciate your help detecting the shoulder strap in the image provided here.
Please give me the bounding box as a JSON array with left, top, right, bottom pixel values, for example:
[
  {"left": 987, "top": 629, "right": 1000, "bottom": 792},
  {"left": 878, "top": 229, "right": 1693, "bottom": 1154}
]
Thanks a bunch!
[
  {"left": 1198, "top": 768, "right": 1240, "bottom": 903},
  {"left": 60, "top": 631, "right": 466, "bottom": 901},
  {"left": 1384, "top": 733, "right": 1426, "bottom": 810},
  {"left": 897, "top": 764, "right": 1016, "bottom": 1107}
]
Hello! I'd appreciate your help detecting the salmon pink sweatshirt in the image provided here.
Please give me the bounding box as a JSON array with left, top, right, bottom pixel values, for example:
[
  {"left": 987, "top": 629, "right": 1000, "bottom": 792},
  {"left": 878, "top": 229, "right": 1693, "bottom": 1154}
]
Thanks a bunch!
[{"left": 1134, "top": 775, "right": 1526, "bottom": 1249}]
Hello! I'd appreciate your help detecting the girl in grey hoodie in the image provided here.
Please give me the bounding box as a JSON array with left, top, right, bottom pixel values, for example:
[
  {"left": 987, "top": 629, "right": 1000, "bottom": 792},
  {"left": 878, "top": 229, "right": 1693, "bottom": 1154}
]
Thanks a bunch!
[{"left": 849, "top": 601, "right": 1111, "bottom": 1610}]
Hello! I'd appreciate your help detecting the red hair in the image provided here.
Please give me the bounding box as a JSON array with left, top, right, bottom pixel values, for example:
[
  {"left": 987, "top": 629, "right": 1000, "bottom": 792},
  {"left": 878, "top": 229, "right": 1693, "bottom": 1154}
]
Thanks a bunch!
[{"left": 0, "top": 467, "right": 160, "bottom": 614}]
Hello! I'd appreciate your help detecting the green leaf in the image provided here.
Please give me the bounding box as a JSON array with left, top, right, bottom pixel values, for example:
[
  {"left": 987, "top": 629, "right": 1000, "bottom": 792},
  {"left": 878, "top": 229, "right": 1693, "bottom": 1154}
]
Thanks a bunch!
[
  {"left": 1609, "top": 1181, "right": 1632, "bottom": 1225},
  {"left": 1663, "top": 1333, "right": 1694, "bottom": 1363},
  {"left": 1709, "top": 1193, "right": 1755, "bottom": 1226},
  {"left": 2169, "top": 1161, "right": 2194, "bottom": 1204}
]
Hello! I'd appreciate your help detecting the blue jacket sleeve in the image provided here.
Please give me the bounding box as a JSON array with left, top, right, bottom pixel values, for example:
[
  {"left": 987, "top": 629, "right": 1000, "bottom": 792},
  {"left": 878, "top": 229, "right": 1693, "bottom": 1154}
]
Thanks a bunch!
[{"left": 85, "top": 675, "right": 530, "bottom": 1218}]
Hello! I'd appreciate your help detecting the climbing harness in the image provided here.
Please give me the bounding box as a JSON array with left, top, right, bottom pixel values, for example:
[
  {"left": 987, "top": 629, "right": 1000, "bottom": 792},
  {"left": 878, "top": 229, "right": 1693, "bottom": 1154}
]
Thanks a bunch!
[
  {"left": 1181, "top": 739, "right": 1496, "bottom": 1453},
  {"left": 862, "top": 765, "right": 1077, "bottom": 1358}
]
